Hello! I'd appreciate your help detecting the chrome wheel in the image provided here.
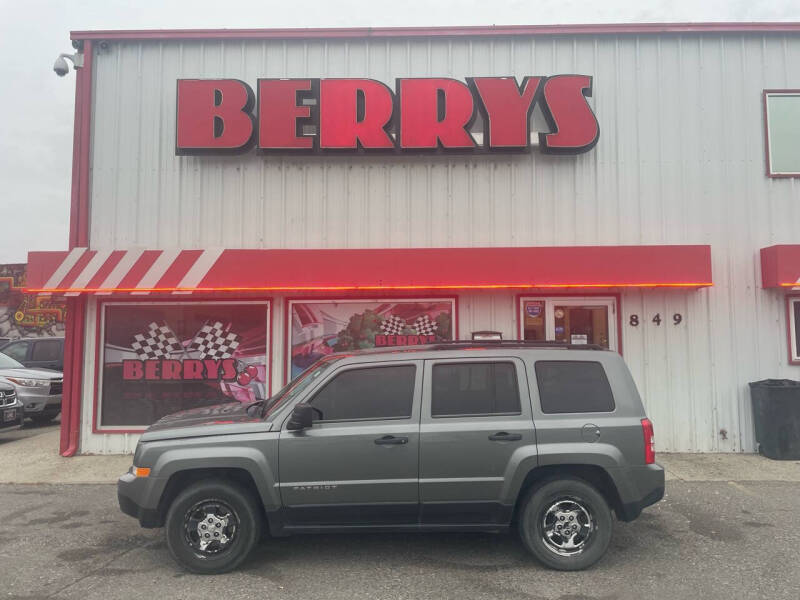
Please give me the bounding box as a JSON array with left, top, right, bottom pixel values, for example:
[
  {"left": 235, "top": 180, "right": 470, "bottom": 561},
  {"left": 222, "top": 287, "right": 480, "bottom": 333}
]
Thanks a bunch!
[
  {"left": 183, "top": 500, "right": 239, "bottom": 556},
  {"left": 541, "top": 497, "right": 594, "bottom": 556}
]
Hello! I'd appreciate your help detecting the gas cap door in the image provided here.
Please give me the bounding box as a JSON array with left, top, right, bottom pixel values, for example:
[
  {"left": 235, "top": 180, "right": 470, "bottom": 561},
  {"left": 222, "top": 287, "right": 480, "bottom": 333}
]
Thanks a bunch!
[{"left": 581, "top": 423, "right": 601, "bottom": 442}]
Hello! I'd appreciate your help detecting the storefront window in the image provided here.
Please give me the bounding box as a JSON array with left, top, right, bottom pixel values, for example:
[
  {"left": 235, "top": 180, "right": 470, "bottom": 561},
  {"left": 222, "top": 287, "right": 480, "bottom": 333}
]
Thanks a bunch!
[
  {"left": 98, "top": 301, "right": 270, "bottom": 430},
  {"left": 790, "top": 298, "right": 800, "bottom": 363},
  {"left": 288, "top": 298, "right": 455, "bottom": 380},
  {"left": 520, "top": 297, "right": 617, "bottom": 350}
]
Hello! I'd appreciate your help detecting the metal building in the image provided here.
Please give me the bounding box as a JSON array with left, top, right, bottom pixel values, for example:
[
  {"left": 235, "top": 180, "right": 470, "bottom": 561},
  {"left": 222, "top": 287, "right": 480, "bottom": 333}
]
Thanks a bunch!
[{"left": 27, "top": 23, "right": 800, "bottom": 454}]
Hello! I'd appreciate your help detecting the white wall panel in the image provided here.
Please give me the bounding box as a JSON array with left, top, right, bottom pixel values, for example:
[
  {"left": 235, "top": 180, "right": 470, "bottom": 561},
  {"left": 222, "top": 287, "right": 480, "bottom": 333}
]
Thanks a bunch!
[{"left": 80, "top": 32, "right": 800, "bottom": 453}]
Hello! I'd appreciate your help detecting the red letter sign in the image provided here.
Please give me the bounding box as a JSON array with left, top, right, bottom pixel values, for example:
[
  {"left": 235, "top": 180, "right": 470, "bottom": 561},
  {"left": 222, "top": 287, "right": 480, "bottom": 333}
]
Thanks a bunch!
[
  {"left": 398, "top": 78, "right": 476, "bottom": 149},
  {"left": 258, "top": 79, "right": 316, "bottom": 150},
  {"left": 176, "top": 79, "right": 255, "bottom": 154},
  {"left": 319, "top": 79, "right": 395, "bottom": 149},
  {"left": 538, "top": 75, "right": 599, "bottom": 154},
  {"left": 469, "top": 76, "right": 542, "bottom": 148}
]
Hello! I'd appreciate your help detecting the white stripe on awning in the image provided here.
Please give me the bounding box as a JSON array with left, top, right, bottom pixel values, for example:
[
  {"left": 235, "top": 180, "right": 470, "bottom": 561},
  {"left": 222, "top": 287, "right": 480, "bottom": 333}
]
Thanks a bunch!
[
  {"left": 131, "top": 248, "right": 182, "bottom": 295},
  {"left": 64, "top": 249, "right": 114, "bottom": 296},
  {"left": 42, "top": 247, "right": 87, "bottom": 290},
  {"left": 172, "top": 248, "right": 223, "bottom": 294},
  {"left": 95, "top": 249, "right": 145, "bottom": 295}
]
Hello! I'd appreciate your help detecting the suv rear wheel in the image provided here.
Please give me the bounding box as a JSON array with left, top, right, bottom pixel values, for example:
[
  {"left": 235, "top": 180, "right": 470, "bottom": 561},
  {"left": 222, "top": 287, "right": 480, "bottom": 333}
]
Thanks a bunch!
[
  {"left": 517, "top": 477, "right": 612, "bottom": 571},
  {"left": 165, "top": 479, "right": 262, "bottom": 574}
]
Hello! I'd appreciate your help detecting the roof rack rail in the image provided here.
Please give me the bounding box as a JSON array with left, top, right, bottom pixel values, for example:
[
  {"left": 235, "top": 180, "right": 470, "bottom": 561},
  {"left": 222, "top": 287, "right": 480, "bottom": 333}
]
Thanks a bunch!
[{"left": 422, "top": 340, "right": 606, "bottom": 351}]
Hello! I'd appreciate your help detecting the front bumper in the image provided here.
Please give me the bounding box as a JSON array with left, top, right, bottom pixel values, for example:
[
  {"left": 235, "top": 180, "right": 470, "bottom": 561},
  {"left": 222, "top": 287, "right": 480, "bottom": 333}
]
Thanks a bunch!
[
  {"left": 0, "top": 400, "right": 24, "bottom": 431},
  {"left": 117, "top": 471, "right": 164, "bottom": 528},
  {"left": 16, "top": 387, "right": 62, "bottom": 415}
]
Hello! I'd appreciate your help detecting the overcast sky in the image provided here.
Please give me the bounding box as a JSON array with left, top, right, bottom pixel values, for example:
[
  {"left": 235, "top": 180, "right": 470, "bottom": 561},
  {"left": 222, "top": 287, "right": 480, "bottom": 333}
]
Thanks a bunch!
[{"left": 1, "top": 0, "right": 799, "bottom": 263}]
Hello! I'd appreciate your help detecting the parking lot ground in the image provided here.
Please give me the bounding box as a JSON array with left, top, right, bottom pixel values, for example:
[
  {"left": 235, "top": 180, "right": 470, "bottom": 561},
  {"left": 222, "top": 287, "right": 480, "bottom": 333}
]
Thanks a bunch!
[
  {"left": 1, "top": 479, "right": 798, "bottom": 600},
  {"left": 0, "top": 415, "right": 60, "bottom": 444}
]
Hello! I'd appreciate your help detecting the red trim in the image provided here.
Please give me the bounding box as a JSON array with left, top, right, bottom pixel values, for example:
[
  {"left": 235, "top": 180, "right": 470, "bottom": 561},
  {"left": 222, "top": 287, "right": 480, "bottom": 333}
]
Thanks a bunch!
[
  {"left": 515, "top": 292, "right": 623, "bottom": 356},
  {"left": 61, "top": 296, "right": 86, "bottom": 455},
  {"left": 788, "top": 296, "right": 800, "bottom": 366},
  {"left": 760, "top": 245, "right": 800, "bottom": 288},
  {"left": 61, "top": 41, "right": 92, "bottom": 456},
  {"left": 282, "top": 294, "right": 459, "bottom": 388},
  {"left": 71, "top": 23, "right": 800, "bottom": 42},
  {"left": 763, "top": 89, "right": 800, "bottom": 179},
  {"left": 27, "top": 245, "right": 714, "bottom": 293},
  {"left": 92, "top": 296, "right": 273, "bottom": 434}
]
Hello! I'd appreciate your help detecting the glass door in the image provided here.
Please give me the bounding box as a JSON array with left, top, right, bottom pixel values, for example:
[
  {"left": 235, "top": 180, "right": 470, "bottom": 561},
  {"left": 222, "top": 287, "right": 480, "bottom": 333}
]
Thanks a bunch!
[{"left": 520, "top": 297, "right": 617, "bottom": 351}]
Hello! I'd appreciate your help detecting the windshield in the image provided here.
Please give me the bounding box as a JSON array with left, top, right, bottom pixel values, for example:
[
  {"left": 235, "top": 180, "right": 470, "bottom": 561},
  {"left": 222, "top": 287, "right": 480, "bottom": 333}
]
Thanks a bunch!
[
  {"left": 0, "top": 352, "right": 23, "bottom": 369},
  {"left": 263, "top": 355, "right": 345, "bottom": 418}
]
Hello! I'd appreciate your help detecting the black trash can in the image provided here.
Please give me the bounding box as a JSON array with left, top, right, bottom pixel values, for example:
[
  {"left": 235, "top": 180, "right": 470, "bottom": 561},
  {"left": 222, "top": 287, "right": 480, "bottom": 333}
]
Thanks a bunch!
[{"left": 749, "top": 379, "right": 800, "bottom": 460}]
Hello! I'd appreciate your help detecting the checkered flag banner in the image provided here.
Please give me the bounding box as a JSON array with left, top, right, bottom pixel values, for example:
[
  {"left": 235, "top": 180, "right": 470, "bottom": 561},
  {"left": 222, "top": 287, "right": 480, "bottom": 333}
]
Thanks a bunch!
[
  {"left": 131, "top": 322, "right": 182, "bottom": 360},
  {"left": 413, "top": 315, "right": 439, "bottom": 336},
  {"left": 190, "top": 321, "right": 241, "bottom": 360},
  {"left": 380, "top": 315, "right": 406, "bottom": 336}
]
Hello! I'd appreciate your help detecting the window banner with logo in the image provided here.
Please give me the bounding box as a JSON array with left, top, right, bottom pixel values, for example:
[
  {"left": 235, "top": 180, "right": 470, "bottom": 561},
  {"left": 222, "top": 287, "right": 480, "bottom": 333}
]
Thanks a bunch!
[
  {"left": 99, "top": 301, "right": 270, "bottom": 428},
  {"left": 287, "top": 298, "right": 456, "bottom": 380}
]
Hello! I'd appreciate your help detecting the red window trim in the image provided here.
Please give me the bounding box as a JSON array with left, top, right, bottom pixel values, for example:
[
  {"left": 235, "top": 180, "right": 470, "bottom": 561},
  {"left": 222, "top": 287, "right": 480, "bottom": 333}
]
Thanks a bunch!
[
  {"left": 91, "top": 296, "right": 273, "bottom": 434},
  {"left": 516, "top": 292, "right": 623, "bottom": 356},
  {"left": 282, "top": 294, "right": 460, "bottom": 388}
]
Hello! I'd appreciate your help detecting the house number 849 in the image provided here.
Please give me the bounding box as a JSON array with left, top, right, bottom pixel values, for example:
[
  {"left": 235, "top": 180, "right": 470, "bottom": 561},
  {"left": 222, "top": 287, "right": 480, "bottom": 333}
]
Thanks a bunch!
[{"left": 629, "top": 313, "right": 683, "bottom": 326}]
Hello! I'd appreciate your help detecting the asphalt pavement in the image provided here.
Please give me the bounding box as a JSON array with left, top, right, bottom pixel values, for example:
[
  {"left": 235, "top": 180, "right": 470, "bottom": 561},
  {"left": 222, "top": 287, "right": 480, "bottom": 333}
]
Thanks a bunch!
[
  {"left": 0, "top": 415, "right": 60, "bottom": 444},
  {"left": 1, "top": 479, "right": 798, "bottom": 600}
]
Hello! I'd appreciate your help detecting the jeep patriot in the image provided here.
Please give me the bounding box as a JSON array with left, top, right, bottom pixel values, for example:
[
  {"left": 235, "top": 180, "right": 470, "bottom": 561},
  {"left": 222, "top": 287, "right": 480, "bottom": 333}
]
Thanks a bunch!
[{"left": 118, "top": 341, "right": 665, "bottom": 573}]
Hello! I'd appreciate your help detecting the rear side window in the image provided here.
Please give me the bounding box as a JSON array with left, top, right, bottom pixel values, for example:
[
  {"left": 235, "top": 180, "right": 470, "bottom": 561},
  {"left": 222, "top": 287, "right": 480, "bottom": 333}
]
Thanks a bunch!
[
  {"left": 432, "top": 362, "right": 520, "bottom": 417},
  {"left": 309, "top": 365, "right": 415, "bottom": 422},
  {"left": 32, "top": 340, "right": 61, "bottom": 362},
  {"left": 1, "top": 342, "right": 28, "bottom": 362},
  {"left": 535, "top": 361, "right": 615, "bottom": 413}
]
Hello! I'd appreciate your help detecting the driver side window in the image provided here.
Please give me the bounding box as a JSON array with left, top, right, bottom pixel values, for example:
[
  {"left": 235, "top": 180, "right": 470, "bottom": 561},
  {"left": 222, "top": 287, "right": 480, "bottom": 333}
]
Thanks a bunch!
[{"left": 309, "top": 365, "right": 416, "bottom": 422}]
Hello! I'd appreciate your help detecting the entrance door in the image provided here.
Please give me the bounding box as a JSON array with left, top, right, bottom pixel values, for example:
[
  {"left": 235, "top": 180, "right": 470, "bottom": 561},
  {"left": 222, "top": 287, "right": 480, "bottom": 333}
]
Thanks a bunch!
[{"left": 520, "top": 297, "right": 618, "bottom": 351}]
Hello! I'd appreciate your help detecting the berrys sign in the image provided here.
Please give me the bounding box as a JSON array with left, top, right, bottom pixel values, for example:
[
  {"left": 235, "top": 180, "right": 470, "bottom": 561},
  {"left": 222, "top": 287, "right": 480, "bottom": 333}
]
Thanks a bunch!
[{"left": 175, "top": 76, "right": 599, "bottom": 156}]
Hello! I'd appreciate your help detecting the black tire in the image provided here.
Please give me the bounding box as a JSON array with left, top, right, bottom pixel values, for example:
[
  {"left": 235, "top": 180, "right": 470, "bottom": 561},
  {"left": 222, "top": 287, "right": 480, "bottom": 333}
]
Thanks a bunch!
[
  {"left": 517, "top": 477, "right": 613, "bottom": 571},
  {"left": 165, "top": 479, "right": 262, "bottom": 574}
]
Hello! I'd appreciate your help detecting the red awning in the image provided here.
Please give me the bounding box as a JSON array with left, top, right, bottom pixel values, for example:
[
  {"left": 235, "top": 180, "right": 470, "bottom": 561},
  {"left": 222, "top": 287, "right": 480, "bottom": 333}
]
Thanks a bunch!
[
  {"left": 26, "top": 245, "right": 713, "bottom": 295},
  {"left": 761, "top": 245, "right": 800, "bottom": 288}
]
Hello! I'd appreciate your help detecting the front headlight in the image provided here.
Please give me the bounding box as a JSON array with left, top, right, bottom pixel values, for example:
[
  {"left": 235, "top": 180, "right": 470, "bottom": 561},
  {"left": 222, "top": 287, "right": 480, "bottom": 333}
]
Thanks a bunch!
[{"left": 5, "top": 377, "right": 50, "bottom": 387}]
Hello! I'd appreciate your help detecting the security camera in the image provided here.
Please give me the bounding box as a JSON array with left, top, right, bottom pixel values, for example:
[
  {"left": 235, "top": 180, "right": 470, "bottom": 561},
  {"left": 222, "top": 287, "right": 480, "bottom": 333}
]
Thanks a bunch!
[
  {"left": 53, "top": 55, "right": 70, "bottom": 76},
  {"left": 53, "top": 52, "right": 83, "bottom": 77}
]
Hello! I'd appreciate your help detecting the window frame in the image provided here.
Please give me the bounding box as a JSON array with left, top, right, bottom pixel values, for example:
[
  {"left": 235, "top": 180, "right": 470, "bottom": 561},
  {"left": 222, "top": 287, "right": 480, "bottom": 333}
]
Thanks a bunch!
[
  {"left": 1, "top": 341, "right": 29, "bottom": 362},
  {"left": 429, "top": 359, "right": 523, "bottom": 419},
  {"left": 788, "top": 296, "right": 800, "bottom": 365},
  {"left": 534, "top": 359, "right": 617, "bottom": 415},
  {"left": 304, "top": 362, "right": 420, "bottom": 424},
  {"left": 763, "top": 89, "right": 800, "bottom": 178},
  {"left": 95, "top": 299, "right": 272, "bottom": 434},
  {"left": 518, "top": 295, "right": 619, "bottom": 352},
  {"left": 31, "top": 339, "right": 62, "bottom": 362}
]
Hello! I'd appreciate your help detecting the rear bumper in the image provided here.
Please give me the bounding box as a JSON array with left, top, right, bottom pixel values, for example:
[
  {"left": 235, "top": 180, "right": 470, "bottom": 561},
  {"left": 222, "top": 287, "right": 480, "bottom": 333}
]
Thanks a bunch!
[{"left": 614, "top": 463, "right": 666, "bottom": 522}]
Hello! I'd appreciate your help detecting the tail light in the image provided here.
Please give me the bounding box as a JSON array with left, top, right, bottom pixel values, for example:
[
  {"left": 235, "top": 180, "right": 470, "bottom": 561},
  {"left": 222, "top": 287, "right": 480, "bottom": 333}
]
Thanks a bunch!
[{"left": 641, "top": 418, "right": 655, "bottom": 464}]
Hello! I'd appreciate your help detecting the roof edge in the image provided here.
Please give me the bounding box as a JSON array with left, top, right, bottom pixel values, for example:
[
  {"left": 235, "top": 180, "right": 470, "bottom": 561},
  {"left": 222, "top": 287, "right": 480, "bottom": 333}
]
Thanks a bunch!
[{"left": 70, "top": 22, "right": 800, "bottom": 42}]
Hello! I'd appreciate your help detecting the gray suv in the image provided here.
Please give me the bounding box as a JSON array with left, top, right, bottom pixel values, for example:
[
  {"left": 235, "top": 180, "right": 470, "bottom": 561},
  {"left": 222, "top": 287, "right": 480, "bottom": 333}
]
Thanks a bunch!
[{"left": 118, "top": 342, "right": 664, "bottom": 574}]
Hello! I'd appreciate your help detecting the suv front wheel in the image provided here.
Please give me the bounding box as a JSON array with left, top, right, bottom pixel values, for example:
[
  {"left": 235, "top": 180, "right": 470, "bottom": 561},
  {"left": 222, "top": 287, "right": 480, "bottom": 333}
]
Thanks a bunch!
[
  {"left": 517, "top": 477, "right": 612, "bottom": 571},
  {"left": 165, "top": 479, "right": 262, "bottom": 574}
]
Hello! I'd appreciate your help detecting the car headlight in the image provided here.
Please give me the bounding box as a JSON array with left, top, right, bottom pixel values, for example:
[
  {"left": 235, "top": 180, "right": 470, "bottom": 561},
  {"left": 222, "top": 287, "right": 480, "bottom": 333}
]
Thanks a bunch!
[{"left": 5, "top": 377, "right": 50, "bottom": 387}]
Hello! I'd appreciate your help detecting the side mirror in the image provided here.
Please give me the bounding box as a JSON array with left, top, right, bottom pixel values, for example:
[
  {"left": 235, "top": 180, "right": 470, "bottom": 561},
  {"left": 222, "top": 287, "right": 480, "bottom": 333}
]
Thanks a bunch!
[{"left": 286, "top": 403, "right": 314, "bottom": 431}]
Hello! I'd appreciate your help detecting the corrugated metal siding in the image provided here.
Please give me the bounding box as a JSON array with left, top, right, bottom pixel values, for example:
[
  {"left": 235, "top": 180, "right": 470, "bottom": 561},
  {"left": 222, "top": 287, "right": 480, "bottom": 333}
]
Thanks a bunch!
[{"left": 80, "top": 33, "right": 800, "bottom": 453}]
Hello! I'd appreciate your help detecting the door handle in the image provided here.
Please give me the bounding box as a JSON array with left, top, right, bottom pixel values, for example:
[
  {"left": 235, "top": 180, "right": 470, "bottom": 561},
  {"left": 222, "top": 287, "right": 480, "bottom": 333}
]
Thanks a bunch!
[
  {"left": 488, "top": 432, "right": 522, "bottom": 442},
  {"left": 374, "top": 435, "right": 409, "bottom": 446}
]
